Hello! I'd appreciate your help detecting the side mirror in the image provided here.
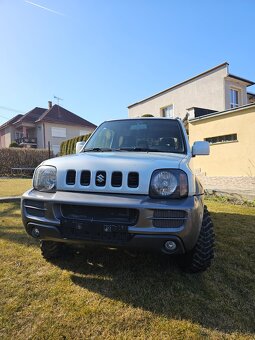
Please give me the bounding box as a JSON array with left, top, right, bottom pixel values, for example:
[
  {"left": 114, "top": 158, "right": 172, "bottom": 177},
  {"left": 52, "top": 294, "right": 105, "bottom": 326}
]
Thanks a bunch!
[
  {"left": 192, "top": 141, "right": 210, "bottom": 156},
  {"left": 76, "top": 141, "right": 86, "bottom": 154}
]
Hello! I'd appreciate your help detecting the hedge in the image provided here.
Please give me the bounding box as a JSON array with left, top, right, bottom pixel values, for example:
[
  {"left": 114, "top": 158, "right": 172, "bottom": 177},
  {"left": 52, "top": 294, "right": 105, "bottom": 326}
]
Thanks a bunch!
[
  {"left": 0, "top": 148, "right": 52, "bottom": 176},
  {"left": 60, "top": 133, "right": 92, "bottom": 156}
]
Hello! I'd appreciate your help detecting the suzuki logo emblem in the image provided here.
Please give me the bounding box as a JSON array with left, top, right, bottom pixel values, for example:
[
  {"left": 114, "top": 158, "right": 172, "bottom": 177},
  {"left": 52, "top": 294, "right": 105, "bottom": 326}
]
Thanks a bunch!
[{"left": 96, "top": 174, "right": 105, "bottom": 183}]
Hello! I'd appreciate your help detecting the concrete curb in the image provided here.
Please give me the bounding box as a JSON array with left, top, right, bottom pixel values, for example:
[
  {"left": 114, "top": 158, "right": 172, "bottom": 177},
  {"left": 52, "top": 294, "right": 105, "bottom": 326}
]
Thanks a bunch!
[
  {"left": 0, "top": 196, "right": 21, "bottom": 203},
  {"left": 205, "top": 189, "right": 255, "bottom": 201}
]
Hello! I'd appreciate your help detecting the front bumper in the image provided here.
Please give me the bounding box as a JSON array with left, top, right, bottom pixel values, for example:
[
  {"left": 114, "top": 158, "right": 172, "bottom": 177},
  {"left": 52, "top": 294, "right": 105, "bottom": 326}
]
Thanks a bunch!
[{"left": 21, "top": 189, "right": 204, "bottom": 254}]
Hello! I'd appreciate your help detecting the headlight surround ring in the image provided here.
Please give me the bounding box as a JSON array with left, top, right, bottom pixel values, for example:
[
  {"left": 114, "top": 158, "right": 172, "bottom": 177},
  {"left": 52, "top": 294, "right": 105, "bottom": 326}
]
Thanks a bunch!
[
  {"left": 33, "top": 165, "right": 57, "bottom": 192},
  {"left": 149, "top": 169, "right": 188, "bottom": 198}
]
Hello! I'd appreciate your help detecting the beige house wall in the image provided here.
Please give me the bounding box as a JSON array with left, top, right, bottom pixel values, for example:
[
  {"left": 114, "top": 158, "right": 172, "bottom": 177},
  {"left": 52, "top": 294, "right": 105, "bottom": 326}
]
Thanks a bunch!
[
  {"left": 0, "top": 126, "right": 13, "bottom": 148},
  {"left": 189, "top": 106, "right": 255, "bottom": 176},
  {"left": 128, "top": 65, "right": 228, "bottom": 119},
  {"left": 43, "top": 122, "right": 95, "bottom": 154}
]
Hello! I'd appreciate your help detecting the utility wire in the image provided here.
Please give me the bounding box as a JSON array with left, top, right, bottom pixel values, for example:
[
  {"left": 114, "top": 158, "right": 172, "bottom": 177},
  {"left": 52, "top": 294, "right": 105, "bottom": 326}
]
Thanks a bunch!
[
  {"left": 0, "top": 113, "right": 11, "bottom": 119},
  {"left": 0, "top": 106, "right": 25, "bottom": 114}
]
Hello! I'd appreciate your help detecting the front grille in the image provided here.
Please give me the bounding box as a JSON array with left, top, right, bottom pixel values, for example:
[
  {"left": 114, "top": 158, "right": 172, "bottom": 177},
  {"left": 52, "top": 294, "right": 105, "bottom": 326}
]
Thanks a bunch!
[
  {"left": 128, "top": 172, "right": 139, "bottom": 188},
  {"left": 24, "top": 199, "right": 46, "bottom": 217},
  {"left": 61, "top": 204, "right": 139, "bottom": 225},
  {"left": 66, "top": 170, "right": 76, "bottom": 185},
  {"left": 152, "top": 210, "right": 187, "bottom": 228},
  {"left": 64, "top": 170, "right": 140, "bottom": 190}
]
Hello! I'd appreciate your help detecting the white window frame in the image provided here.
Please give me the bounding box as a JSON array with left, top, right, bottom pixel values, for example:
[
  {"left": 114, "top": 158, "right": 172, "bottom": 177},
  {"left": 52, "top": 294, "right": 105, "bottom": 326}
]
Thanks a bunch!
[
  {"left": 51, "top": 127, "right": 66, "bottom": 138},
  {"left": 162, "top": 105, "right": 174, "bottom": 118},
  {"left": 230, "top": 88, "right": 240, "bottom": 109}
]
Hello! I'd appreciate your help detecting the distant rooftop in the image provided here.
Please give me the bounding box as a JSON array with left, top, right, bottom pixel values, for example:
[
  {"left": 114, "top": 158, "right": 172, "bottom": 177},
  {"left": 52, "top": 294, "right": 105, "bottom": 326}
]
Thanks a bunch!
[
  {"left": 0, "top": 114, "right": 23, "bottom": 130},
  {"left": 128, "top": 62, "right": 254, "bottom": 109},
  {"left": 0, "top": 104, "right": 97, "bottom": 130},
  {"left": 36, "top": 104, "right": 97, "bottom": 128},
  {"left": 190, "top": 102, "right": 255, "bottom": 122}
]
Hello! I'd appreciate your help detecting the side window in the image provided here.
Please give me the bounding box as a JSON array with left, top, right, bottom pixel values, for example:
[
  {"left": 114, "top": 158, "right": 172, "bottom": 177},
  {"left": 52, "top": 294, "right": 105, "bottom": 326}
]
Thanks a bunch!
[
  {"left": 230, "top": 88, "right": 240, "bottom": 108},
  {"left": 162, "top": 105, "right": 174, "bottom": 118}
]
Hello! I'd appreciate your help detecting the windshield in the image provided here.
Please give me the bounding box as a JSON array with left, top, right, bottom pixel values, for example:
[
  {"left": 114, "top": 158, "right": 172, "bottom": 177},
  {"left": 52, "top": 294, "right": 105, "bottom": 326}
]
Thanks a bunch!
[{"left": 84, "top": 119, "right": 186, "bottom": 153}]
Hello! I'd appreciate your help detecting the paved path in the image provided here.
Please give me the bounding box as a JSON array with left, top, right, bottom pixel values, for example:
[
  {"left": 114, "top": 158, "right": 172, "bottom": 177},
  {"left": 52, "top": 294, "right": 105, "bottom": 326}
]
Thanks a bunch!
[
  {"left": 0, "top": 196, "right": 21, "bottom": 203},
  {"left": 197, "top": 175, "right": 255, "bottom": 200}
]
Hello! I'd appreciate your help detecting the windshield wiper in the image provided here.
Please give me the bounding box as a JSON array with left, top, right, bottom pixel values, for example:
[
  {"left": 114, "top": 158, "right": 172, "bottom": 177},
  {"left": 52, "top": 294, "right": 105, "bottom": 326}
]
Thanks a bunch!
[
  {"left": 83, "top": 147, "right": 113, "bottom": 152},
  {"left": 116, "top": 147, "right": 161, "bottom": 152},
  {"left": 84, "top": 147, "right": 164, "bottom": 152}
]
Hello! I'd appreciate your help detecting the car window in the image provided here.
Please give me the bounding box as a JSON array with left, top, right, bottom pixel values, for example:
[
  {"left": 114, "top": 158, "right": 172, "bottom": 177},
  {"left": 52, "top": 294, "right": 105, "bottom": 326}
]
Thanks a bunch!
[{"left": 85, "top": 119, "right": 186, "bottom": 153}]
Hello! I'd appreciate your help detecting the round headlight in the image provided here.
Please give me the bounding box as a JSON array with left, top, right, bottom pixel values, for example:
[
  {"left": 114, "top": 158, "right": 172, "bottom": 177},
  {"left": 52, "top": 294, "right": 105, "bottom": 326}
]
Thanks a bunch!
[
  {"left": 150, "top": 169, "right": 188, "bottom": 198},
  {"left": 150, "top": 170, "right": 178, "bottom": 197},
  {"left": 33, "top": 166, "right": 56, "bottom": 192}
]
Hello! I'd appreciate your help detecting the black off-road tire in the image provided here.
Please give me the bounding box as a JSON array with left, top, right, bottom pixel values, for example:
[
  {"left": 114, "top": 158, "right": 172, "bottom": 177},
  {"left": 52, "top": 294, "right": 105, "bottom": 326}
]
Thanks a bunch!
[
  {"left": 40, "top": 240, "right": 63, "bottom": 260},
  {"left": 179, "top": 205, "right": 214, "bottom": 273}
]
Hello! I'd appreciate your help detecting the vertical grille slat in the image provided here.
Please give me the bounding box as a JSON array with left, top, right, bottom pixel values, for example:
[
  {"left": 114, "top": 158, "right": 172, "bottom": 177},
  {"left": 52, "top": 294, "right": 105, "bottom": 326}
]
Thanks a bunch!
[
  {"left": 66, "top": 170, "right": 76, "bottom": 185},
  {"left": 80, "top": 170, "right": 91, "bottom": 186},
  {"left": 111, "top": 171, "right": 122, "bottom": 187},
  {"left": 128, "top": 172, "right": 139, "bottom": 188}
]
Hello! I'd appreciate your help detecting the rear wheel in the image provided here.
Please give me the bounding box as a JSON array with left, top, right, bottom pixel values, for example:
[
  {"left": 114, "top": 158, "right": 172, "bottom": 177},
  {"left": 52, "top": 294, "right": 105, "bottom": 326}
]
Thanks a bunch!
[
  {"left": 40, "top": 241, "right": 63, "bottom": 260},
  {"left": 179, "top": 205, "right": 214, "bottom": 273}
]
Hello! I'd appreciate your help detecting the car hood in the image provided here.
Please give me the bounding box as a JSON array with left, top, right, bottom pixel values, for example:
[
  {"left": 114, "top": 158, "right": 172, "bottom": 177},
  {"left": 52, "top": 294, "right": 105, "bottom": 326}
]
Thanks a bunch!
[{"left": 41, "top": 151, "right": 188, "bottom": 195}]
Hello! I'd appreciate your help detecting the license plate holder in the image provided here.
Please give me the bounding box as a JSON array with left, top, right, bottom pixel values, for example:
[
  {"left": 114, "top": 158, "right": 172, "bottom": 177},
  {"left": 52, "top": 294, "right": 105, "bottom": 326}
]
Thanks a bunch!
[{"left": 61, "top": 218, "right": 129, "bottom": 243}]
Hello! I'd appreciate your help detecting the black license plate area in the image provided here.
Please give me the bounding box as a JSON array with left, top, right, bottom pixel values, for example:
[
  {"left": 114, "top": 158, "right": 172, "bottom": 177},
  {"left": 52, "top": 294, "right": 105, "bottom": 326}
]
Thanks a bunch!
[{"left": 61, "top": 218, "right": 130, "bottom": 243}]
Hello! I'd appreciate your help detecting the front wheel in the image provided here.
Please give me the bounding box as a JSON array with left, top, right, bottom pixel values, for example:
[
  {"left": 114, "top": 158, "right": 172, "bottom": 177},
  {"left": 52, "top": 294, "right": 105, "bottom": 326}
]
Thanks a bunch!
[
  {"left": 178, "top": 205, "right": 215, "bottom": 273},
  {"left": 40, "top": 240, "right": 63, "bottom": 260}
]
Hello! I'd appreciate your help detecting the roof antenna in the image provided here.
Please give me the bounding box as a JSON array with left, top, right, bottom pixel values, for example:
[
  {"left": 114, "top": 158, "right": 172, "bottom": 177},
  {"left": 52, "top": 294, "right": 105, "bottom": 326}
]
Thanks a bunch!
[
  {"left": 53, "top": 95, "right": 63, "bottom": 106},
  {"left": 54, "top": 95, "right": 63, "bottom": 118}
]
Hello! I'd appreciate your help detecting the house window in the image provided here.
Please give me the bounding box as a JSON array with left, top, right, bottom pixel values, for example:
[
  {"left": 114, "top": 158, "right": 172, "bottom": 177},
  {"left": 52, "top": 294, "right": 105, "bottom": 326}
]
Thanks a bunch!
[
  {"left": 51, "top": 127, "right": 66, "bottom": 137},
  {"left": 162, "top": 105, "right": 174, "bottom": 118},
  {"left": 230, "top": 89, "right": 240, "bottom": 108},
  {"left": 205, "top": 133, "right": 237, "bottom": 145},
  {"left": 52, "top": 145, "right": 60, "bottom": 155},
  {"left": 15, "top": 132, "right": 23, "bottom": 139}
]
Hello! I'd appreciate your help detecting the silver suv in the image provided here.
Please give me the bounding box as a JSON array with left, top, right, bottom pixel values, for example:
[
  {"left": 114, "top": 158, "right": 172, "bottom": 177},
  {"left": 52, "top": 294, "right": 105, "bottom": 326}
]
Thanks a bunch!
[{"left": 22, "top": 118, "right": 214, "bottom": 272}]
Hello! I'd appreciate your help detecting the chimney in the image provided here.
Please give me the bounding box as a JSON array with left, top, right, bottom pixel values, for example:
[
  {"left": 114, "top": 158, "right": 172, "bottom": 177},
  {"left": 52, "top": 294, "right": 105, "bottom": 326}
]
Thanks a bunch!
[{"left": 48, "top": 101, "right": 52, "bottom": 109}]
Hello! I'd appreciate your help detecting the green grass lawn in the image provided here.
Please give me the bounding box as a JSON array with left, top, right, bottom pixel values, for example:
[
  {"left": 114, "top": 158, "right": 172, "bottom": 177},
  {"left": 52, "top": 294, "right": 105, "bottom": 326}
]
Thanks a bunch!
[
  {"left": 0, "top": 200, "right": 254, "bottom": 339},
  {"left": 0, "top": 178, "right": 32, "bottom": 197}
]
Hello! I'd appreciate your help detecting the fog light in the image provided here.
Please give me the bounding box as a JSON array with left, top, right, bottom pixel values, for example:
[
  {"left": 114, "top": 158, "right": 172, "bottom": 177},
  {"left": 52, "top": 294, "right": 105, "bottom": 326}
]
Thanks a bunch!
[
  {"left": 31, "top": 227, "right": 40, "bottom": 238},
  {"left": 165, "top": 240, "right": 177, "bottom": 251}
]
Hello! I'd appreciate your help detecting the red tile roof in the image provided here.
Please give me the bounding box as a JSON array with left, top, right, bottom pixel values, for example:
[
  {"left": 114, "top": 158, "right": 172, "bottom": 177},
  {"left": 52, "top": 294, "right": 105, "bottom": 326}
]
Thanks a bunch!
[
  {"left": 14, "top": 107, "right": 46, "bottom": 125},
  {"left": 36, "top": 104, "right": 97, "bottom": 128},
  {"left": 0, "top": 104, "right": 96, "bottom": 130},
  {"left": 0, "top": 114, "right": 23, "bottom": 130}
]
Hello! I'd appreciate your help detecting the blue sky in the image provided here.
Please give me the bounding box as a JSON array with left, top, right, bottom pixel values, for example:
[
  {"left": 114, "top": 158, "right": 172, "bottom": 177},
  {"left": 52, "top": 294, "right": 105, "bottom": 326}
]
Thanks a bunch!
[{"left": 0, "top": 0, "right": 254, "bottom": 126}]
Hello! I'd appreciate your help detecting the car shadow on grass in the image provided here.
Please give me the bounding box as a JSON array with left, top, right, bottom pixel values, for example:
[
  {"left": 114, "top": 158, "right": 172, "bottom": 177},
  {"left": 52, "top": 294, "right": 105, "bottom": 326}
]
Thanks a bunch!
[
  {"left": 0, "top": 203, "right": 37, "bottom": 247},
  {"left": 51, "top": 211, "right": 255, "bottom": 335},
  {"left": 1, "top": 204, "right": 254, "bottom": 334},
  {"left": 0, "top": 202, "right": 21, "bottom": 219},
  {"left": 0, "top": 226, "right": 38, "bottom": 247}
]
